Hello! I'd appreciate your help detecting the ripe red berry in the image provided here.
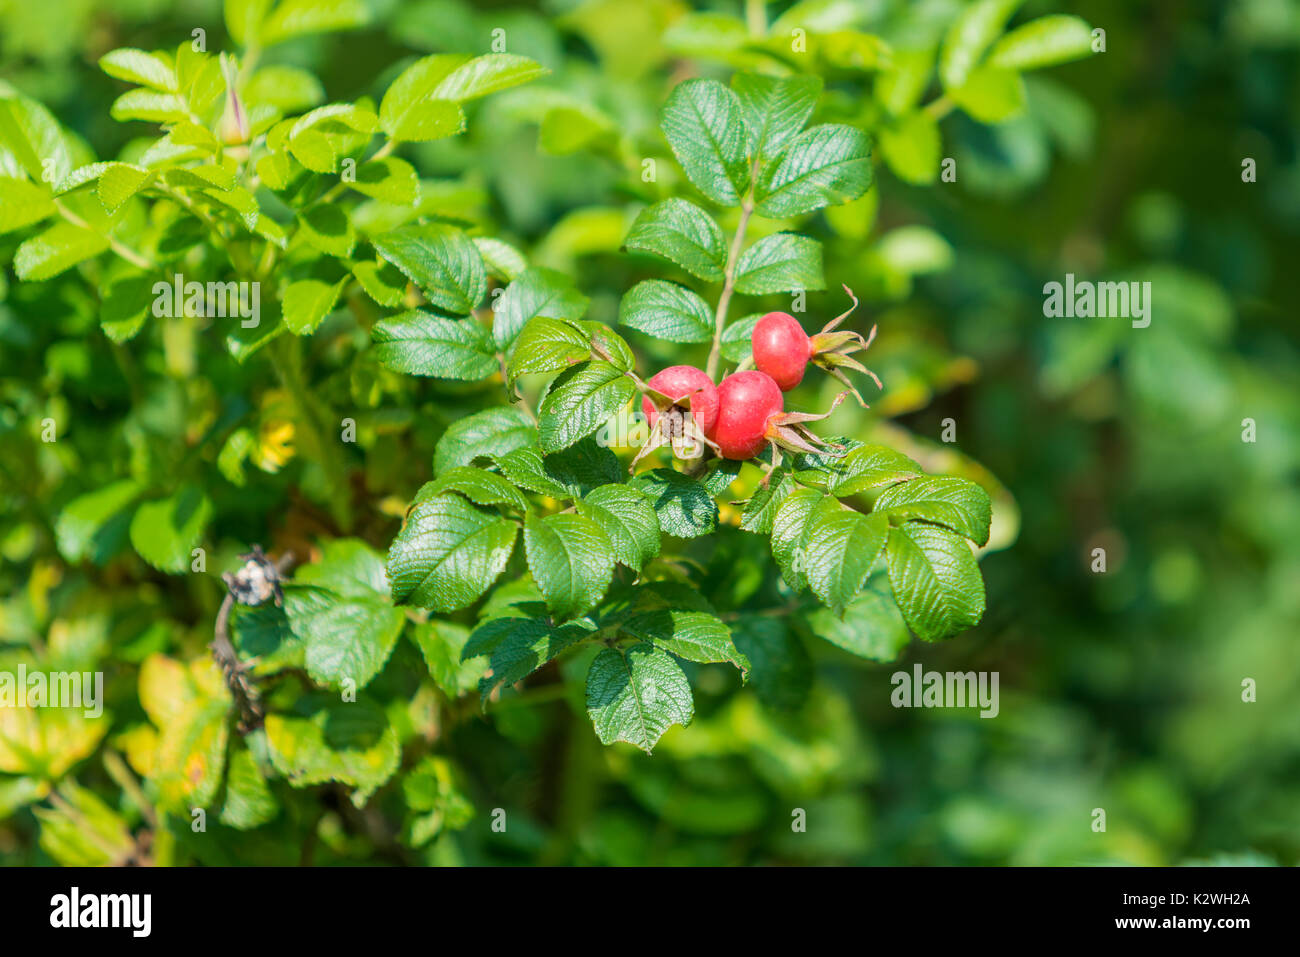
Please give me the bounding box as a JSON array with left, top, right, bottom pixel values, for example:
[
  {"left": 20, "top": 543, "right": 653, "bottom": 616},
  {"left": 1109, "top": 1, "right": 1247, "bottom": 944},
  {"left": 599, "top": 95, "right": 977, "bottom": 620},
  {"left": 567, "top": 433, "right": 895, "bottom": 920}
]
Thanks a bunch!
[
  {"left": 641, "top": 365, "right": 719, "bottom": 434},
  {"left": 712, "top": 370, "right": 784, "bottom": 460},
  {"left": 752, "top": 312, "right": 813, "bottom": 391}
]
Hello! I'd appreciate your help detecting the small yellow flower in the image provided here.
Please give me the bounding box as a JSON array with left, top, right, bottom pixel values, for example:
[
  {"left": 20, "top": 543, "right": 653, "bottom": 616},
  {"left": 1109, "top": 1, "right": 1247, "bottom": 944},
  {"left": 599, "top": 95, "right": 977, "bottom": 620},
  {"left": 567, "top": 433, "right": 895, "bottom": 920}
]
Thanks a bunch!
[{"left": 255, "top": 418, "right": 295, "bottom": 472}]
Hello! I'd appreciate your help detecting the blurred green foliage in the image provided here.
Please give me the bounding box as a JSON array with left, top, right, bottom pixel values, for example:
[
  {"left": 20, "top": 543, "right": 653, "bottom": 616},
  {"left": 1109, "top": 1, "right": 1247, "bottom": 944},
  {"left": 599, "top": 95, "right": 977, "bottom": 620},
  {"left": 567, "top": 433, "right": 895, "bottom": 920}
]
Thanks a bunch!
[{"left": 1, "top": 0, "right": 1297, "bottom": 865}]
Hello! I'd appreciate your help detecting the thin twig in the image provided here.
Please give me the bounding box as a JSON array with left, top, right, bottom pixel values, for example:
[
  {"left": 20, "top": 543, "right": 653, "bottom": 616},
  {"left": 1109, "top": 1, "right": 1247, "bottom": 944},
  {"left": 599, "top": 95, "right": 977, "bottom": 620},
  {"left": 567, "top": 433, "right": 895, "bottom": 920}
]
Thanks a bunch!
[{"left": 705, "top": 198, "right": 754, "bottom": 380}]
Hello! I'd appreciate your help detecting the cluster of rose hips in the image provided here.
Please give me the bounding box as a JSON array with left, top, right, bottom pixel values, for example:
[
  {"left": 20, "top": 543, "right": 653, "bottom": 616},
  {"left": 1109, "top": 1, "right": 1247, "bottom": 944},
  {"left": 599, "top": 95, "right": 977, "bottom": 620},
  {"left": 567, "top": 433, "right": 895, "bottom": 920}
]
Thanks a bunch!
[{"left": 634, "top": 287, "right": 881, "bottom": 469}]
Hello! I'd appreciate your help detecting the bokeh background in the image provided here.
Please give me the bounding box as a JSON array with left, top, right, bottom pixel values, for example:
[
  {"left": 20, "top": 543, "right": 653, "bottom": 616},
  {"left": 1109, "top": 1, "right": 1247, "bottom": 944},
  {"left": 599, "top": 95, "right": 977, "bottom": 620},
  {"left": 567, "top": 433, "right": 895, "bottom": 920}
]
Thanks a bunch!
[{"left": 1, "top": 0, "right": 1297, "bottom": 865}]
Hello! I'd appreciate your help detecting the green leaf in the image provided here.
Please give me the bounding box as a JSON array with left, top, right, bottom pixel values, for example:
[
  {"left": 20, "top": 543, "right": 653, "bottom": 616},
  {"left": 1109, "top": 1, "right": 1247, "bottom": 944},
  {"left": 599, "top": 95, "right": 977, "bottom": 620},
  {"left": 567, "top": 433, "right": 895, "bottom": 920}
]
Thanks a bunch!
[
  {"left": 245, "top": 64, "right": 324, "bottom": 112},
  {"left": 286, "top": 130, "right": 337, "bottom": 172},
  {"left": 265, "top": 695, "right": 399, "bottom": 807},
  {"left": 733, "top": 233, "right": 825, "bottom": 294},
  {"left": 419, "top": 467, "right": 530, "bottom": 512},
  {"left": 628, "top": 468, "right": 718, "bottom": 539},
  {"left": 219, "top": 745, "right": 277, "bottom": 830},
  {"left": 537, "top": 360, "right": 636, "bottom": 454},
  {"left": 618, "top": 279, "right": 713, "bottom": 343},
  {"left": 720, "top": 313, "right": 760, "bottom": 363},
  {"left": 730, "top": 615, "right": 811, "bottom": 711},
  {"left": 96, "top": 164, "right": 153, "bottom": 213},
  {"left": 543, "top": 436, "right": 622, "bottom": 492},
  {"left": 225, "top": 0, "right": 272, "bottom": 48},
  {"left": 371, "top": 310, "right": 496, "bottom": 380},
  {"left": 754, "top": 124, "right": 873, "bottom": 218},
  {"left": 199, "top": 184, "right": 260, "bottom": 231},
  {"left": 411, "top": 620, "right": 488, "bottom": 697},
  {"left": 539, "top": 102, "right": 615, "bottom": 155},
  {"left": 261, "top": 0, "right": 371, "bottom": 46},
  {"left": 739, "top": 466, "right": 795, "bottom": 534},
  {"left": 255, "top": 151, "right": 293, "bottom": 190},
  {"left": 433, "top": 54, "right": 550, "bottom": 102},
  {"left": 701, "top": 458, "right": 742, "bottom": 496},
  {"left": 128, "top": 485, "right": 213, "bottom": 574},
  {"left": 100, "top": 273, "right": 154, "bottom": 343},
  {"left": 873, "top": 475, "right": 993, "bottom": 546},
  {"left": 462, "top": 611, "right": 549, "bottom": 662},
  {"left": 506, "top": 316, "right": 590, "bottom": 384},
  {"left": 494, "top": 266, "right": 589, "bottom": 350},
  {"left": 33, "top": 782, "right": 134, "bottom": 865},
  {"left": 478, "top": 618, "right": 592, "bottom": 700},
  {"left": 293, "top": 537, "right": 395, "bottom": 598},
  {"left": 0, "top": 95, "right": 73, "bottom": 184},
  {"left": 298, "top": 204, "right": 355, "bottom": 257},
  {"left": 378, "top": 55, "right": 468, "bottom": 142},
  {"left": 137, "top": 657, "right": 229, "bottom": 811},
  {"left": 576, "top": 484, "right": 660, "bottom": 570},
  {"left": 14, "top": 221, "right": 109, "bottom": 281},
  {"left": 770, "top": 487, "right": 827, "bottom": 591},
  {"left": 352, "top": 259, "right": 407, "bottom": 307},
  {"left": 162, "top": 165, "right": 236, "bottom": 192},
  {"left": 664, "top": 11, "right": 749, "bottom": 57},
  {"left": 876, "top": 48, "right": 939, "bottom": 116},
  {"left": 659, "top": 78, "right": 749, "bottom": 207},
  {"left": 586, "top": 644, "right": 694, "bottom": 753},
  {"left": 110, "top": 89, "right": 190, "bottom": 123},
  {"left": 434, "top": 406, "right": 535, "bottom": 472},
  {"left": 282, "top": 278, "right": 345, "bottom": 335},
  {"left": 950, "top": 65, "right": 1027, "bottom": 123},
  {"left": 494, "top": 446, "right": 571, "bottom": 500},
  {"left": 473, "top": 237, "right": 527, "bottom": 281},
  {"left": 372, "top": 224, "right": 486, "bottom": 315},
  {"left": 823, "top": 444, "right": 923, "bottom": 496},
  {"left": 54, "top": 479, "right": 141, "bottom": 565},
  {"left": 0, "top": 176, "right": 55, "bottom": 234},
  {"left": 802, "top": 504, "right": 888, "bottom": 615},
  {"left": 524, "top": 512, "right": 615, "bottom": 619},
  {"left": 987, "top": 15, "right": 1093, "bottom": 71},
  {"left": 170, "top": 121, "right": 220, "bottom": 152},
  {"left": 232, "top": 601, "right": 305, "bottom": 673},
  {"left": 731, "top": 72, "right": 821, "bottom": 160},
  {"left": 283, "top": 584, "right": 404, "bottom": 691},
  {"left": 290, "top": 103, "right": 380, "bottom": 137},
  {"left": 624, "top": 198, "right": 726, "bottom": 282},
  {"left": 387, "top": 494, "right": 517, "bottom": 611},
  {"left": 790, "top": 440, "right": 861, "bottom": 488},
  {"left": 886, "top": 522, "right": 986, "bottom": 641},
  {"left": 620, "top": 609, "right": 749, "bottom": 676},
  {"left": 349, "top": 156, "right": 419, "bottom": 205},
  {"left": 939, "top": 0, "right": 1023, "bottom": 90},
  {"left": 878, "top": 111, "right": 941, "bottom": 185},
  {"left": 99, "top": 48, "right": 177, "bottom": 90},
  {"left": 804, "top": 577, "right": 911, "bottom": 662}
]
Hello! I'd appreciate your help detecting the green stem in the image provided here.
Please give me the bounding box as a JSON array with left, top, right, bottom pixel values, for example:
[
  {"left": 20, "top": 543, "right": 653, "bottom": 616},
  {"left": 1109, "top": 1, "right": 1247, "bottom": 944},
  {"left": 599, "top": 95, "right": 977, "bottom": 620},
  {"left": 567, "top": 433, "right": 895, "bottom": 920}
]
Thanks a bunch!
[
  {"left": 270, "top": 335, "right": 353, "bottom": 530},
  {"left": 705, "top": 198, "right": 754, "bottom": 381},
  {"left": 103, "top": 749, "right": 157, "bottom": 829},
  {"left": 922, "top": 95, "right": 955, "bottom": 121}
]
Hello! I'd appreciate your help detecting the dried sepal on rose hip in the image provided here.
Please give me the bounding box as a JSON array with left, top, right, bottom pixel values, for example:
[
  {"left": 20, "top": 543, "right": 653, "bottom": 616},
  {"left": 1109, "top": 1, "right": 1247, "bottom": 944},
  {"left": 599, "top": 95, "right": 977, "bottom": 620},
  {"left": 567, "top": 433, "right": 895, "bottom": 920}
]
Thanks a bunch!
[
  {"left": 630, "top": 365, "right": 721, "bottom": 470},
  {"left": 751, "top": 285, "right": 882, "bottom": 406},
  {"left": 712, "top": 370, "right": 849, "bottom": 467}
]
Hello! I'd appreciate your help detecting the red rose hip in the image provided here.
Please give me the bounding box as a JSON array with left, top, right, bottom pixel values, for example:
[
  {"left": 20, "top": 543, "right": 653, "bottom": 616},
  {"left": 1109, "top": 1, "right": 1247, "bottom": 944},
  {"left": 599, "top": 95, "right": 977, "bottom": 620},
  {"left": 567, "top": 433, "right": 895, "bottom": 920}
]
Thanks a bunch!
[
  {"left": 752, "top": 312, "right": 813, "bottom": 391},
  {"left": 641, "top": 365, "right": 719, "bottom": 434},
  {"left": 712, "top": 370, "right": 784, "bottom": 460}
]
